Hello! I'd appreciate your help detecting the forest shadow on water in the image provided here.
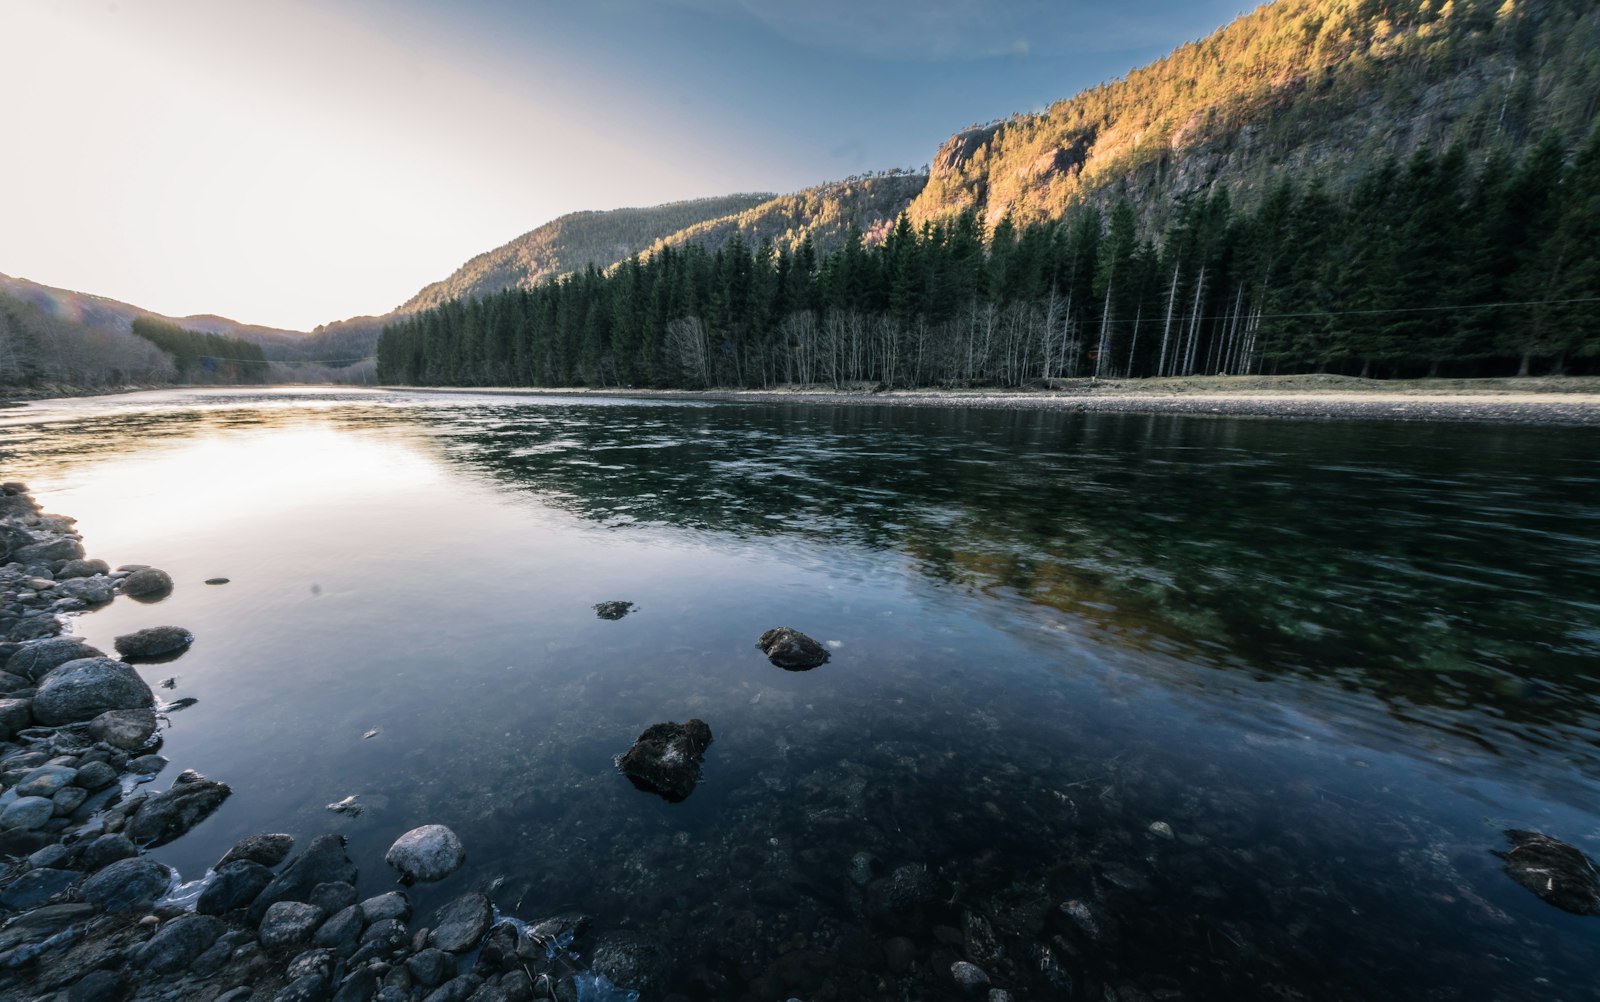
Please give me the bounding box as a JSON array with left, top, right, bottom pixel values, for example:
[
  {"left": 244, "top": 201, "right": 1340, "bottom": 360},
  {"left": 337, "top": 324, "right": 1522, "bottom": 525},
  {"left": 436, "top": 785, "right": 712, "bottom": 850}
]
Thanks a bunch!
[{"left": 7, "top": 388, "right": 1600, "bottom": 1001}]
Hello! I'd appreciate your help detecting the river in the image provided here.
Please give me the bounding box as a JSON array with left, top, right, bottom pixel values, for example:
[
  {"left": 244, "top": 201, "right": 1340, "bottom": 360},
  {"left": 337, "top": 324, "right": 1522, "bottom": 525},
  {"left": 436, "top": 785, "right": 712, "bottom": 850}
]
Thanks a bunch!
[{"left": 4, "top": 386, "right": 1599, "bottom": 1000}]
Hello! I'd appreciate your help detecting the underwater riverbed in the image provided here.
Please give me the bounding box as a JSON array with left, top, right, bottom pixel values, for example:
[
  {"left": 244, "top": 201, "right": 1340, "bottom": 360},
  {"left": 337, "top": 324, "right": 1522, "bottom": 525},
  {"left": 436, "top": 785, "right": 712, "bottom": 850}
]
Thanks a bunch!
[{"left": 4, "top": 386, "right": 1600, "bottom": 1000}]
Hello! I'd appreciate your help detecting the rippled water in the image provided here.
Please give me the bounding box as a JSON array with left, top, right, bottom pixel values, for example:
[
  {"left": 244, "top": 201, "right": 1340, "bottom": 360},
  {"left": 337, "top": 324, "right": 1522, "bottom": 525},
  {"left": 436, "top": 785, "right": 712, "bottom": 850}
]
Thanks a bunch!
[{"left": 5, "top": 387, "right": 1600, "bottom": 1000}]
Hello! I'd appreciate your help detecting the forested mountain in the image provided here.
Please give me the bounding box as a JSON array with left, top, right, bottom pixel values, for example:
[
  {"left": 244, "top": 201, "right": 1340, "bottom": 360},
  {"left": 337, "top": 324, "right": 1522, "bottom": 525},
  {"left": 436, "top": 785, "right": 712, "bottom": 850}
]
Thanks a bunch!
[
  {"left": 0, "top": 273, "right": 371, "bottom": 390},
  {"left": 909, "top": 0, "right": 1600, "bottom": 230},
  {"left": 399, "top": 194, "right": 774, "bottom": 313}
]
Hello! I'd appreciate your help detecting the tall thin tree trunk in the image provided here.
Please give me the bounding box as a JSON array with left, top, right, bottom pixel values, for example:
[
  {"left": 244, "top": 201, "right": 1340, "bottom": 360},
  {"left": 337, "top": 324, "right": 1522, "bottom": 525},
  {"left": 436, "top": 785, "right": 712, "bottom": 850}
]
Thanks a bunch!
[{"left": 1158, "top": 260, "right": 1181, "bottom": 377}]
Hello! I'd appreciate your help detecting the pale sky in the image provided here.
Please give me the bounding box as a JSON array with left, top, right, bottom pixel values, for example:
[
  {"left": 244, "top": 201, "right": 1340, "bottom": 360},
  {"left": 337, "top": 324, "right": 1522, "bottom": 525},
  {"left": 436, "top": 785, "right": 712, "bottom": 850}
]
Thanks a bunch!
[{"left": 0, "top": 0, "right": 1246, "bottom": 331}]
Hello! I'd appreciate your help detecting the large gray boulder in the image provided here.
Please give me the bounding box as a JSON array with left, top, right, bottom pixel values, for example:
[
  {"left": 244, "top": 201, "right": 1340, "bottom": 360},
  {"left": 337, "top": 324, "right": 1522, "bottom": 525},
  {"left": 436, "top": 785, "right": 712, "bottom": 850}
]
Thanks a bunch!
[
  {"left": 385, "top": 825, "right": 465, "bottom": 884},
  {"left": 5, "top": 637, "right": 105, "bottom": 681},
  {"left": 79, "top": 856, "right": 173, "bottom": 912},
  {"left": 248, "top": 834, "right": 357, "bottom": 924},
  {"left": 124, "top": 769, "right": 232, "bottom": 847},
  {"left": 88, "top": 707, "right": 158, "bottom": 750},
  {"left": 428, "top": 892, "right": 491, "bottom": 953},
  {"left": 32, "top": 657, "right": 153, "bottom": 725}
]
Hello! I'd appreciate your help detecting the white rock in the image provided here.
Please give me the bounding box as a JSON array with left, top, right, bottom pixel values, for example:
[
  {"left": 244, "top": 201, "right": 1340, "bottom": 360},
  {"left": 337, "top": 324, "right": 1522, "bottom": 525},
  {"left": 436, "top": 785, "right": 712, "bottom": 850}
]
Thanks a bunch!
[{"left": 385, "top": 824, "right": 465, "bottom": 883}]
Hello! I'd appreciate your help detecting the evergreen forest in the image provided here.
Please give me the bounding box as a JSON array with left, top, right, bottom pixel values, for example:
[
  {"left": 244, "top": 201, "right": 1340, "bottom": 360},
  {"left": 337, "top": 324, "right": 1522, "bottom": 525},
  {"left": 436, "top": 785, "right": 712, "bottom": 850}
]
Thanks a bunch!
[{"left": 378, "top": 130, "right": 1600, "bottom": 388}]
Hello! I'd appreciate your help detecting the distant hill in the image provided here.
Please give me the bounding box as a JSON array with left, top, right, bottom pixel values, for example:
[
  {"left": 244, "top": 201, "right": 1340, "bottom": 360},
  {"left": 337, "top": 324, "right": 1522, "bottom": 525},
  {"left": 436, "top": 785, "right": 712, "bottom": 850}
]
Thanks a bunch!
[
  {"left": 639, "top": 174, "right": 927, "bottom": 259},
  {"left": 398, "top": 194, "right": 775, "bottom": 313},
  {"left": 907, "top": 0, "right": 1600, "bottom": 230}
]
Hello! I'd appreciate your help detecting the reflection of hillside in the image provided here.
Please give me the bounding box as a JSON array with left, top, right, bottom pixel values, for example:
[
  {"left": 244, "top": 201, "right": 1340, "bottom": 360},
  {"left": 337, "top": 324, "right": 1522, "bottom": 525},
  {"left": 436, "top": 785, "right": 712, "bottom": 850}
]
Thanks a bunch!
[{"left": 430, "top": 402, "right": 1600, "bottom": 767}]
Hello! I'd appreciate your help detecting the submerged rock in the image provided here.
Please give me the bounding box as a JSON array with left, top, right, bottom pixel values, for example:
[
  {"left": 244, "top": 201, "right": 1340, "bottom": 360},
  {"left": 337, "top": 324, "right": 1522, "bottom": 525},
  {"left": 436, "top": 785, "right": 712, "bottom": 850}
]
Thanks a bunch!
[
  {"left": 593, "top": 601, "right": 634, "bottom": 620},
  {"left": 113, "top": 625, "right": 194, "bottom": 660},
  {"left": 218, "top": 832, "right": 295, "bottom": 868},
  {"left": 756, "top": 626, "right": 830, "bottom": 670},
  {"left": 386, "top": 824, "right": 466, "bottom": 884},
  {"left": 88, "top": 707, "right": 158, "bottom": 749},
  {"left": 617, "top": 719, "right": 713, "bottom": 803},
  {"left": 32, "top": 657, "right": 154, "bottom": 725},
  {"left": 1498, "top": 829, "right": 1600, "bottom": 915},
  {"left": 121, "top": 567, "right": 175, "bottom": 600},
  {"left": 125, "top": 769, "right": 232, "bottom": 847}
]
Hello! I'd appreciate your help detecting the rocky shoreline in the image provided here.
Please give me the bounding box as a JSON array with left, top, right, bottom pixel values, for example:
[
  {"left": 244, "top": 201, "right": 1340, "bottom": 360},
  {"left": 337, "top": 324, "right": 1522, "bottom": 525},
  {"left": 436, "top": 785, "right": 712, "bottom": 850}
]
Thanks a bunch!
[
  {"left": 0, "top": 484, "right": 653, "bottom": 1002},
  {"left": 380, "top": 376, "right": 1600, "bottom": 427}
]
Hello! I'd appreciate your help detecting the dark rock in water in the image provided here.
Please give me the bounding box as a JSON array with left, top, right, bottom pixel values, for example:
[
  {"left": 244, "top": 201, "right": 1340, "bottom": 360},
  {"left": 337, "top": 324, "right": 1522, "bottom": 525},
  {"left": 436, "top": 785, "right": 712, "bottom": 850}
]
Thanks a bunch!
[
  {"left": 332, "top": 967, "right": 380, "bottom": 1002},
  {"left": 360, "top": 917, "right": 410, "bottom": 948},
  {"left": 80, "top": 833, "right": 138, "bottom": 871},
  {"left": 113, "top": 625, "right": 193, "bottom": 660},
  {"left": 311, "top": 880, "right": 359, "bottom": 915},
  {"left": 618, "top": 719, "right": 713, "bottom": 803},
  {"left": 75, "top": 759, "right": 120, "bottom": 792},
  {"left": 218, "top": 831, "right": 296, "bottom": 868},
  {"left": 136, "top": 913, "right": 225, "bottom": 974},
  {"left": 197, "top": 860, "right": 275, "bottom": 915},
  {"left": 756, "top": 626, "right": 830, "bottom": 670},
  {"left": 121, "top": 567, "right": 174, "bottom": 600},
  {"left": 66, "top": 969, "right": 128, "bottom": 1002},
  {"left": 591, "top": 931, "right": 670, "bottom": 995},
  {"left": 205, "top": 577, "right": 231, "bottom": 585},
  {"left": 16, "top": 762, "right": 77, "bottom": 797},
  {"left": 79, "top": 856, "right": 173, "bottom": 912},
  {"left": 0, "top": 867, "right": 80, "bottom": 909},
  {"left": 250, "top": 834, "right": 358, "bottom": 924},
  {"left": 593, "top": 601, "right": 634, "bottom": 620},
  {"left": 32, "top": 657, "right": 153, "bottom": 724},
  {"left": 125, "top": 768, "right": 231, "bottom": 847},
  {"left": 6, "top": 637, "right": 105, "bottom": 681},
  {"left": 386, "top": 824, "right": 466, "bottom": 884},
  {"left": 1498, "top": 829, "right": 1600, "bottom": 914},
  {"left": 88, "top": 707, "right": 158, "bottom": 750},
  {"left": 950, "top": 960, "right": 991, "bottom": 990},
  {"left": 314, "top": 903, "right": 366, "bottom": 949},
  {"left": 429, "top": 892, "right": 493, "bottom": 953}
]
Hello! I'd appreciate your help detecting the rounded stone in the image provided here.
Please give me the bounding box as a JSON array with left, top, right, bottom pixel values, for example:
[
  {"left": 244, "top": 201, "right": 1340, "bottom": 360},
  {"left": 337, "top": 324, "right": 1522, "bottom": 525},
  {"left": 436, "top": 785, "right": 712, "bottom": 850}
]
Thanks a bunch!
[
  {"left": 112, "top": 626, "right": 193, "bottom": 660},
  {"left": 121, "top": 567, "right": 175, "bottom": 600},
  {"left": 1, "top": 796, "right": 57, "bottom": 830},
  {"left": 32, "top": 657, "right": 154, "bottom": 725},
  {"left": 79, "top": 856, "right": 174, "bottom": 912},
  {"left": 88, "top": 707, "right": 158, "bottom": 750},
  {"left": 385, "top": 824, "right": 465, "bottom": 884},
  {"left": 16, "top": 763, "right": 77, "bottom": 797},
  {"left": 5, "top": 637, "right": 105, "bottom": 681},
  {"left": 74, "top": 759, "right": 119, "bottom": 792},
  {"left": 260, "top": 900, "right": 327, "bottom": 949}
]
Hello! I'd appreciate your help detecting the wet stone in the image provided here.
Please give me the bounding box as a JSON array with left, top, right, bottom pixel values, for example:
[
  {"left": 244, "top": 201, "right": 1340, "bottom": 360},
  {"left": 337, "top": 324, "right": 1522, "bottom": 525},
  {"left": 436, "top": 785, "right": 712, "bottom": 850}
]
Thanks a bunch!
[
  {"left": 52, "top": 784, "right": 88, "bottom": 815},
  {"left": 0, "top": 698, "right": 31, "bottom": 736},
  {"left": 249, "top": 833, "right": 357, "bottom": 923},
  {"left": 1499, "top": 829, "right": 1600, "bottom": 914},
  {"left": 410, "top": 948, "right": 456, "bottom": 988},
  {"left": 287, "top": 946, "right": 336, "bottom": 980},
  {"left": 593, "top": 600, "right": 634, "bottom": 620},
  {"left": 261, "top": 900, "right": 328, "bottom": 949},
  {"left": 66, "top": 969, "right": 128, "bottom": 1002},
  {"left": 0, "top": 866, "right": 80, "bottom": 909},
  {"left": 79, "top": 855, "right": 172, "bottom": 912},
  {"left": 73, "top": 759, "right": 119, "bottom": 790},
  {"left": 121, "top": 567, "right": 175, "bottom": 601},
  {"left": 136, "top": 913, "right": 225, "bottom": 974},
  {"left": 88, "top": 708, "right": 158, "bottom": 750},
  {"left": 5, "top": 637, "right": 104, "bottom": 681},
  {"left": 112, "top": 625, "right": 193, "bottom": 659},
  {"left": 430, "top": 892, "right": 493, "bottom": 953},
  {"left": 32, "top": 657, "right": 153, "bottom": 725},
  {"left": 15, "top": 762, "right": 77, "bottom": 797},
  {"left": 125, "top": 768, "right": 231, "bottom": 847},
  {"left": 273, "top": 973, "right": 333, "bottom": 1002},
  {"left": 314, "top": 903, "right": 366, "bottom": 948},
  {"left": 386, "top": 824, "right": 465, "bottom": 884},
  {"left": 310, "top": 880, "right": 359, "bottom": 914},
  {"left": 756, "top": 626, "right": 831, "bottom": 670},
  {"left": 26, "top": 842, "right": 71, "bottom": 869},
  {"left": 951, "top": 960, "right": 991, "bottom": 989},
  {"left": 1, "top": 795, "right": 56, "bottom": 830},
  {"left": 360, "top": 890, "right": 412, "bottom": 924},
  {"left": 197, "top": 859, "right": 275, "bottom": 915},
  {"left": 617, "top": 719, "right": 713, "bottom": 803},
  {"left": 81, "top": 833, "right": 138, "bottom": 871},
  {"left": 362, "top": 917, "right": 411, "bottom": 949},
  {"left": 218, "top": 831, "right": 295, "bottom": 868}
]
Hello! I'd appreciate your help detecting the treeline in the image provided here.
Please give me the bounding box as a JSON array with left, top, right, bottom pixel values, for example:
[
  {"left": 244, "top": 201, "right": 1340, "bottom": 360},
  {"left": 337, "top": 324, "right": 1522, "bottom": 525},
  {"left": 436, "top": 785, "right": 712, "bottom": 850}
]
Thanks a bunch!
[
  {"left": 378, "top": 128, "right": 1600, "bottom": 388},
  {"left": 0, "top": 294, "right": 174, "bottom": 388},
  {"left": 130, "top": 317, "right": 269, "bottom": 383}
]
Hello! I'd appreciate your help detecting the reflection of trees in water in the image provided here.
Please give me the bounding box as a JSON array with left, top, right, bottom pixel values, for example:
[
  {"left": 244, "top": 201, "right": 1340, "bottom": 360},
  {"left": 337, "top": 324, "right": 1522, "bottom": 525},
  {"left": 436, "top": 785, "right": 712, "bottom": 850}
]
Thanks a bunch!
[{"left": 430, "top": 402, "right": 1600, "bottom": 768}]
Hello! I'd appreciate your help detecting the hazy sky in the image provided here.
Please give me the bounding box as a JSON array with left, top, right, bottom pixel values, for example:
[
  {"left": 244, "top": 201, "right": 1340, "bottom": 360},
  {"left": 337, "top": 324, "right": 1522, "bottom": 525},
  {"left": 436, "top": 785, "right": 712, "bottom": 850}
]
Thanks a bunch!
[{"left": 0, "top": 0, "right": 1247, "bottom": 330}]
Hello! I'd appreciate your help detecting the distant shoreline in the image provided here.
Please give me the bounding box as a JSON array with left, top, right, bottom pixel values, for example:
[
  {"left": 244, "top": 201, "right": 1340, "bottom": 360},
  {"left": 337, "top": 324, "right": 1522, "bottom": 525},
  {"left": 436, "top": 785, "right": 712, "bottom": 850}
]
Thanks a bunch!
[{"left": 382, "top": 375, "right": 1600, "bottom": 427}]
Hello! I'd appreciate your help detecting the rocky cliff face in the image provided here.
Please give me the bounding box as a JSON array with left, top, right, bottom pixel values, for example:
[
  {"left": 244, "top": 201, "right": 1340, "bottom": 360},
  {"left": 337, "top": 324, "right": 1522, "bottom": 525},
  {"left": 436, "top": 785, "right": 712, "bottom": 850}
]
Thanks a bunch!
[{"left": 908, "top": 0, "right": 1600, "bottom": 232}]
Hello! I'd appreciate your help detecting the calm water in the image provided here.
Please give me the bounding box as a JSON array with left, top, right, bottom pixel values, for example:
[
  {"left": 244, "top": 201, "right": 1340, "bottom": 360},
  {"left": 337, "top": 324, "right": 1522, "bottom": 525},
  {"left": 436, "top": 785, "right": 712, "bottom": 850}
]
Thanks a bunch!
[{"left": 5, "top": 387, "right": 1600, "bottom": 1000}]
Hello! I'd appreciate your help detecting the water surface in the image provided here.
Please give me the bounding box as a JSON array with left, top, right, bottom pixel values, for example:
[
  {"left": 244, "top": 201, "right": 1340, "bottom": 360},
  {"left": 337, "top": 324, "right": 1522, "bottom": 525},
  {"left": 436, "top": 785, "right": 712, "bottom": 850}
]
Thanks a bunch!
[{"left": 5, "top": 387, "right": 1600, "bottom": 1000}]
